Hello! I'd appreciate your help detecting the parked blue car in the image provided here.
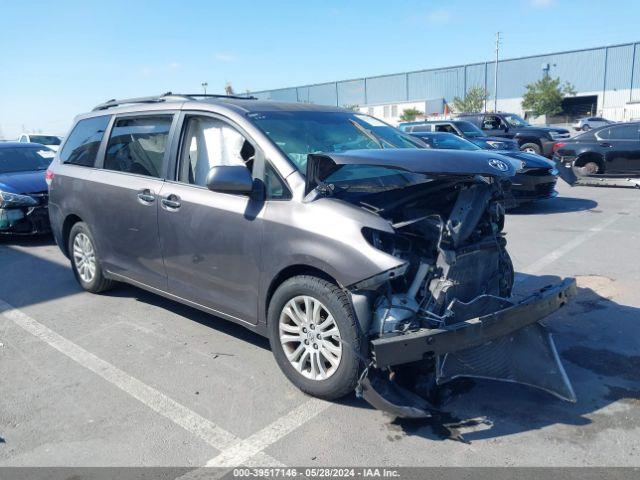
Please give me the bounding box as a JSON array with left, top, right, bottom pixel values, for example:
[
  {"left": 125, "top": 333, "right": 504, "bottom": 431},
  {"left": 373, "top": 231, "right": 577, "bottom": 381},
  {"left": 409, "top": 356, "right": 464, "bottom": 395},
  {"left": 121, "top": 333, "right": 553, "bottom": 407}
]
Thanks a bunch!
[
  {"left": 0, "top": 142, "right": 54, "bottom": 234},
  {"left": 410, "top": 131, "right": 558, "bottom": 204}
]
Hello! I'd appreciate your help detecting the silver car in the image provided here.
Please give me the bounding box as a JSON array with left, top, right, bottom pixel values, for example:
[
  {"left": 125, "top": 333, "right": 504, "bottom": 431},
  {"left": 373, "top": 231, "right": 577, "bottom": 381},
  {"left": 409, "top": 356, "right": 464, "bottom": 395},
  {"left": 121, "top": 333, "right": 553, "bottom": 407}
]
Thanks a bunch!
[
  {"left": 573, "top": 116, "right": 612, "bottom": 131},
  {"left": 48, "top": 94, "right": 576, "bottom": 416}
]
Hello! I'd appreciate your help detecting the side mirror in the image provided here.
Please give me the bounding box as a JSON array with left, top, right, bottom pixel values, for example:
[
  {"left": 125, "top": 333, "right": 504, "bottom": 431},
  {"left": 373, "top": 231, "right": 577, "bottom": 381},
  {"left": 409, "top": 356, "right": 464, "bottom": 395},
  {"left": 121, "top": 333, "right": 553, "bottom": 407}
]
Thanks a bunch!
[
  {"left": 206, "top": 165, "right": 254, "bottom": 195},
  {"left": 501, "top": 123, "right": 509, "bottom": 131}
]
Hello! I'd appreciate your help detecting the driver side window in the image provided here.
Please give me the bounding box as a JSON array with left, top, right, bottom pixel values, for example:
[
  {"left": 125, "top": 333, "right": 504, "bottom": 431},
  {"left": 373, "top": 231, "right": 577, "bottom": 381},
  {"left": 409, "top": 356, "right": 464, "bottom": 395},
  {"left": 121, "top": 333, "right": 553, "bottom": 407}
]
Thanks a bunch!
[
  {"left": 178, "top": 116, "right": 255, "bottom": 186},
  {"left": 482, "top": 115, "right": 503, "bottom": 130}
]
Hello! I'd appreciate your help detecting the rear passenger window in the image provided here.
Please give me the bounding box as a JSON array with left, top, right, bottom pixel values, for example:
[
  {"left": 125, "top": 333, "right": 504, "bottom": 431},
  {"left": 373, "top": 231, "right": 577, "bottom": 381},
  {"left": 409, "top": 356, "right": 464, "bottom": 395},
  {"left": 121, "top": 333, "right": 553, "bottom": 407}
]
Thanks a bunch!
[
  {"left": 435, "top": 124, "right": 456, "bottom": 134},
  {"left": 60, "top": 115, "right": 110, "bottom": 167},
  {"left": 607, "top": 125, "right": 638, "bottom": 140},
  {"left": 104, "top": 116, "right": 172, "bottom": 178}
]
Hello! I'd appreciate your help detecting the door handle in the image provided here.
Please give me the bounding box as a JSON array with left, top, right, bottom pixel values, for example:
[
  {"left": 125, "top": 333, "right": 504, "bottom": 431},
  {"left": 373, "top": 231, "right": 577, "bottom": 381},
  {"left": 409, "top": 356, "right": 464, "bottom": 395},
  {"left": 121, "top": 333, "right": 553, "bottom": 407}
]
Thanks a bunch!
[
  {"left": 599, "top": 142, "right": 612, "bottom": 148},
  {"left": 161, "top": 194, "right": 181, "bottom": 210},
  {"left": 137, "top": 189, "right": 155, "bottom": 203}
]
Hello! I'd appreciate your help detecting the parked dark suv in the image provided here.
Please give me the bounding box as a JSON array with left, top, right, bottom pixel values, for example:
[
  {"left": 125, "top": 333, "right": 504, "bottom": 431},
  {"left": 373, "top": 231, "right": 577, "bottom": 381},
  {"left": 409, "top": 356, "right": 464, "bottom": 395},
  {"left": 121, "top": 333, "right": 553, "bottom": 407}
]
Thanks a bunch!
[
  {"left": 458, "top": 112, "right": 570, "bottom": 157},
  {"left": 48, "top": 93, "right": 576, "bottom": 416}
]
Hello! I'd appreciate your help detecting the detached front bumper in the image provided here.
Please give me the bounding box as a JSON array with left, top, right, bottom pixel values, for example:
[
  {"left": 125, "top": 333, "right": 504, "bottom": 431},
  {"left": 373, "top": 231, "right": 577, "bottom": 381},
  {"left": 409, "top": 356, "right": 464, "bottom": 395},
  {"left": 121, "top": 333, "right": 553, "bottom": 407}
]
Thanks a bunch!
[
  {"left": 0, "top": 205, "right": 51, "bottom": 235},
  {"left": 371, "top": 278, "right": 576, "bottom": 368},
  {"left": 360, "top": 279, "right": 578, "bottom": 417}
]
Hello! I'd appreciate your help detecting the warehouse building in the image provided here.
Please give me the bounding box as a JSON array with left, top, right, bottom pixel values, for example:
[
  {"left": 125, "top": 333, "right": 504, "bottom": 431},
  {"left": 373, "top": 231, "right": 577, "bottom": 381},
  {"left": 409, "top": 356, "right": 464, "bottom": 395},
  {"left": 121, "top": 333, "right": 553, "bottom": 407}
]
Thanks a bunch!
[{"left": 250, "top": 41, "right": 640, "bottom": 125}]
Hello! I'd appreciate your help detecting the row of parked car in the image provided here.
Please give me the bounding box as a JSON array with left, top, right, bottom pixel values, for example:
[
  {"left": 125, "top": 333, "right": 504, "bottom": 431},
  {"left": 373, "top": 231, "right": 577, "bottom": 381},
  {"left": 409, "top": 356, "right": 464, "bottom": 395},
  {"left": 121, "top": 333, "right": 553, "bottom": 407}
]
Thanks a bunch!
[
  {"left": 400, "top": 112, "right": 571, "bottom": 157},
  {"left": 400, "top": 112, "right": 640, "bottom": 186}
]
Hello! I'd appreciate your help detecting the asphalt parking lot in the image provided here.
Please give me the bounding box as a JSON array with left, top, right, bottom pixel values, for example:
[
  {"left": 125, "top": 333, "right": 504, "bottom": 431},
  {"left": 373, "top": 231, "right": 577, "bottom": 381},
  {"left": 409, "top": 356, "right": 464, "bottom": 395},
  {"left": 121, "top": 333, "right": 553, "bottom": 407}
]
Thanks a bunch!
[{"left": 1, "top": 181, "right": 639, "bottom": 468}]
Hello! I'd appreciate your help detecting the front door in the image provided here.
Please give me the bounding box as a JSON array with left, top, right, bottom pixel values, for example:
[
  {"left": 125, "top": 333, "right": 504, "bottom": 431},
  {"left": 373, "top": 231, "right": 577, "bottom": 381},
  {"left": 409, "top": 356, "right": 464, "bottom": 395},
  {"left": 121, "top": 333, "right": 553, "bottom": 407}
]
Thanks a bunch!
[
  {"left": 158, "top": 114, "right": 264, "bottom": 324},
  {"left": 89, "top": 113, "right": 175, "bottom": 289}
]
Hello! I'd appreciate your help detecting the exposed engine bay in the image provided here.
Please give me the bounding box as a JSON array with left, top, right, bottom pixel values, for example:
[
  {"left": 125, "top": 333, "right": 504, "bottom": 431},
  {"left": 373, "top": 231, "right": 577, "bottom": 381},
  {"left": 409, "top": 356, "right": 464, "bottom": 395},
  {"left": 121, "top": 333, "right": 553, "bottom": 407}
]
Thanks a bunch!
[{"left": 342, "top": 174, "right": 576, "bottom": 418}]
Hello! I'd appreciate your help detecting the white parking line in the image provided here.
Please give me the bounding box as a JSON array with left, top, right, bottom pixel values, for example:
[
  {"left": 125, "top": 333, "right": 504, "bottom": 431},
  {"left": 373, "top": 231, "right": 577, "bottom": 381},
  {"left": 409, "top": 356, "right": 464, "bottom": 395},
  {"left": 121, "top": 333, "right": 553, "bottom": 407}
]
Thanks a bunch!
[
  {"left": 522, "top": 214, "right": 621, "bottom": 275},
  {"left": 0, "top": 298, "right": 280, "bottom": 467},
  {"left": 205, "top": 399, "right": 332, "bottom": 467}
]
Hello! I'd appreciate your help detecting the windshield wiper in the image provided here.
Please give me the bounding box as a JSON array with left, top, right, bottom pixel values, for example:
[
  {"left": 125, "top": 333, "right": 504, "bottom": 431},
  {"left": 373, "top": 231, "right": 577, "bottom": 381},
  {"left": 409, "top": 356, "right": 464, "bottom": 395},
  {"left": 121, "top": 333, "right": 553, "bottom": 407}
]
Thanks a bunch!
[{"left": 349, "top": 120, "right": 395, "bottom": 149}]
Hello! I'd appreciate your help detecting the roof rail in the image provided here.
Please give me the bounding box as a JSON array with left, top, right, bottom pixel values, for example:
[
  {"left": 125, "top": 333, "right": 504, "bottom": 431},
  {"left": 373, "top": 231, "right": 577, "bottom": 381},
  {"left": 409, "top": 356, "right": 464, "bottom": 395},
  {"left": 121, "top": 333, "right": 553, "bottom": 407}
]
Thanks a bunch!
[
  {"left": 177, "top": 93, "right": 257, "bottom": 100},
  {"left": 92, "top": 92, "right": 257, "bottom": 111}
]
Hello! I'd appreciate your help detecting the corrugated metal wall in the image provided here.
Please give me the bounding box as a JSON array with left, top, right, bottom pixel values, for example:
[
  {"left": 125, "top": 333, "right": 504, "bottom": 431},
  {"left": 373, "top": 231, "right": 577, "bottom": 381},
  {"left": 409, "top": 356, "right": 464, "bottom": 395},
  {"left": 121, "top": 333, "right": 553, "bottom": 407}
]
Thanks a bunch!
[
  {"left": 631, "top": 44, "right": 640, "bottom": 102},
  {"left": 251, "top": 42, "right": 640, "bottom": 108}
]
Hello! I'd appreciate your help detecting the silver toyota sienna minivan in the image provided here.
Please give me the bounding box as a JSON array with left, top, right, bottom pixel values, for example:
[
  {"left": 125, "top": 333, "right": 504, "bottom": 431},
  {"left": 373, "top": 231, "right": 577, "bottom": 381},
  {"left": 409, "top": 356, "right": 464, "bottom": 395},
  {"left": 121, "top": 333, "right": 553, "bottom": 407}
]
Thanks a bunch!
[{"left": 48, "top": 93, "right": 577, "bottom": 416}]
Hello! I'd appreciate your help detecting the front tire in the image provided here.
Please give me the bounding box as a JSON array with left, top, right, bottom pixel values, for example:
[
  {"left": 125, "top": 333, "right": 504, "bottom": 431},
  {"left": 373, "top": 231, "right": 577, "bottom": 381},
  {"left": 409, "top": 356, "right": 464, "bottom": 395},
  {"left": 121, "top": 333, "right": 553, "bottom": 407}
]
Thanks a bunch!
[
  {"left": 520, "top": 142, "right": 541, "bottom": 155},
  {"left": 268, "top": 275, "right": 363, "bottom": 400},
  {"left": 68, "top": 222, "right": 114, "bottom": 293}
]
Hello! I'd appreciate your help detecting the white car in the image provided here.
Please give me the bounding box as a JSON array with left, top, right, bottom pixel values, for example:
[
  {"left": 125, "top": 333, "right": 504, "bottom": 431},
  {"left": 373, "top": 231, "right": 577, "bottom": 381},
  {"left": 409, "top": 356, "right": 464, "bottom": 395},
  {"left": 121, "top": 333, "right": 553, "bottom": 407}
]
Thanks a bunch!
[
  {"left": 572, "top": 117, "right": 612, "bottom": 131},
  {"left": 17, "top": 133, "right": 63, "bottom": 151}
]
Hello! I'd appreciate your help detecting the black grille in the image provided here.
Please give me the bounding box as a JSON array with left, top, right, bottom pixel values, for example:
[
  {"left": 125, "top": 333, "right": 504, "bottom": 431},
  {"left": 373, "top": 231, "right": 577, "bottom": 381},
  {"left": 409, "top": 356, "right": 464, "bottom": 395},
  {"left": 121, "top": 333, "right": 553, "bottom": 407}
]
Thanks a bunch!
[
  {"left": 535, "top": 182, "right": 556, "bottom": 196},
  {"left": 523, "top": 167, "right": 553, "bottom": 176}
]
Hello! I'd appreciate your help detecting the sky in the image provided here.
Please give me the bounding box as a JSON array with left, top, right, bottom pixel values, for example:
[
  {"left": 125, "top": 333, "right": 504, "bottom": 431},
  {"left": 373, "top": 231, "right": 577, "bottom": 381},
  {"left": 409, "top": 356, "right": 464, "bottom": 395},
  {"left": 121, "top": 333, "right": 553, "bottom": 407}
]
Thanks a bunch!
[{"left": 1, "top": 0, "right": 639, "bottom": 138}]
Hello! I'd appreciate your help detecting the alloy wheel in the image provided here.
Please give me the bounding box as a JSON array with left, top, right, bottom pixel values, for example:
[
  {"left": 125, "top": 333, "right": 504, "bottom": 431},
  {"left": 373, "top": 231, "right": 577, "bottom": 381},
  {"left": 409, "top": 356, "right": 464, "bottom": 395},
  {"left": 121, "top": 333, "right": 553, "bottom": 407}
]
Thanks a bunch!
[
  {"left": 72, "top": 232, "right": 96, "bottom": 283},
  {"left": 279, "top": 295, "right": 343, "bottom": 380}
]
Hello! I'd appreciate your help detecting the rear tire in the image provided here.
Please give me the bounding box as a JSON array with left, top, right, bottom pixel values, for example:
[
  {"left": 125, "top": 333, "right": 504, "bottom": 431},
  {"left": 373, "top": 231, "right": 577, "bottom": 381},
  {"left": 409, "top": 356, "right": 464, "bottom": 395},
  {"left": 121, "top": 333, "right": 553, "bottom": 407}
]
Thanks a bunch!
[
  {"left": 520, "top": 142, "right": 541, "bottom": 155},
  {"left": 268, "top": 275, "right": 363, "bottom": 400},
  {"left": 68, "top": 222, "right": 114, "bottom": 293}
]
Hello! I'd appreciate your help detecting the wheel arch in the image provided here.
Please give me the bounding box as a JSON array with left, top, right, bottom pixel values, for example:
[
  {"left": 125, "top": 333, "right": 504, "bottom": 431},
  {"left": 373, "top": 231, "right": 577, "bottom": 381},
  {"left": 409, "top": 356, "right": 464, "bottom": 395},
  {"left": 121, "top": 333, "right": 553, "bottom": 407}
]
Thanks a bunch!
[
  {"left": 516, "top": 135, "right": 543, "bottom": 149},
  {"left": 575, "top": 151, "right": 605, "bottom": 171},
  {"left": 60, "top": 213, "right": 83, "bottom": 257},
  {"left": 264, "top": 264, "right": 339, "bottom": 324}
]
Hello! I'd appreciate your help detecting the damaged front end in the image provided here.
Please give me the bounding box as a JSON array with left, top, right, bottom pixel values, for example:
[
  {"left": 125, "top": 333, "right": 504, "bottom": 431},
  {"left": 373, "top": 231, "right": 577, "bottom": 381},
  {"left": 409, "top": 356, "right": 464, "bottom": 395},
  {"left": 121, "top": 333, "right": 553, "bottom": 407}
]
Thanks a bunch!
[{"left": 308, "top": 150, "right": 577, "bottom": 418}]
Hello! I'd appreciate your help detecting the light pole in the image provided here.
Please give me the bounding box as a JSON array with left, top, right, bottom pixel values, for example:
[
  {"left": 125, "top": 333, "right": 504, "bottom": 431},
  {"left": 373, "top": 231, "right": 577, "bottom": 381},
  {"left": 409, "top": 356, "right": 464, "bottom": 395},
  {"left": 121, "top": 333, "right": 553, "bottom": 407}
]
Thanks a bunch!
[
  {"left": 201, "top": 82, "right": 208, "bottom": 95},
  {"left": 494, "top": 32, "right": 501, "bottom": 113}
]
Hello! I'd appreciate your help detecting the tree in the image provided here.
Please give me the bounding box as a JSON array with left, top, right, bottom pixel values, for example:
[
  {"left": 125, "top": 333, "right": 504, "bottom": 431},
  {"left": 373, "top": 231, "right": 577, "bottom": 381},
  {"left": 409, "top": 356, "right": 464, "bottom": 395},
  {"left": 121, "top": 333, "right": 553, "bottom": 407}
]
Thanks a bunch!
[
  {"left": 452, "top": 86, "right": 488, "bottom": 113},
  {"left": 399, "top": 108, "right": 424, "bottom": 122},
  {"left": 521, "top": 76, "right": 576, "bottom": 117}
]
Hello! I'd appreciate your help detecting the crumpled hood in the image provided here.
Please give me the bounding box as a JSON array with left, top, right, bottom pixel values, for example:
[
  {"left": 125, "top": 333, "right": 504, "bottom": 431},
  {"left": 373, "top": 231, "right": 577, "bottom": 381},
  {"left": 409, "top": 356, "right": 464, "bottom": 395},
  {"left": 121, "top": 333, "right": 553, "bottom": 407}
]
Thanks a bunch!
[
  {"left": 494, "top": 150, "right": 555, "bottom": 169},
  {"left": 305, "top": 149, "right": 517, "bottom": 194},
  {"left": 0, "top": 170, "right": 47, "bottom": 194}
]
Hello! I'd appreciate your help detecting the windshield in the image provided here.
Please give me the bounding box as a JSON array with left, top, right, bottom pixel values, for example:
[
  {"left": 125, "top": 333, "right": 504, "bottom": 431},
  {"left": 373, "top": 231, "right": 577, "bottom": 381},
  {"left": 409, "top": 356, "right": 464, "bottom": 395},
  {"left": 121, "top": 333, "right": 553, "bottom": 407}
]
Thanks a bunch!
[
  {"left": 504, "top": 114, "right": 530, "bottom": 127},
  {"left": 248, "top": 111, "right": 424, "bottom": 172},
  {"left": 454, "top": 121, "right": 484, "bottom": 138},
  {"left": 28, "top": 135, "right": 61, "bottom": 146},
  {"left": 0, "top": 147, "right": 54, "bottom": 173},
  {"left": 421, "top": 133, "right": 481, "bottom": 151}
]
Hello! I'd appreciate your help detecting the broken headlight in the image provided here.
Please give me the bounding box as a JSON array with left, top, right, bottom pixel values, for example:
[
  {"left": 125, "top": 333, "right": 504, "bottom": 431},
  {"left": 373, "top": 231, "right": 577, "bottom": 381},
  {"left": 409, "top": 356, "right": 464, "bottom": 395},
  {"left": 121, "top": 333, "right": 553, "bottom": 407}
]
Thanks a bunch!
[
  {"left": 362, "top": 227, "right": 411, "bottom": 256},
  {"left": 0, "top": 190, "right": 38, "bottom": 208}
]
